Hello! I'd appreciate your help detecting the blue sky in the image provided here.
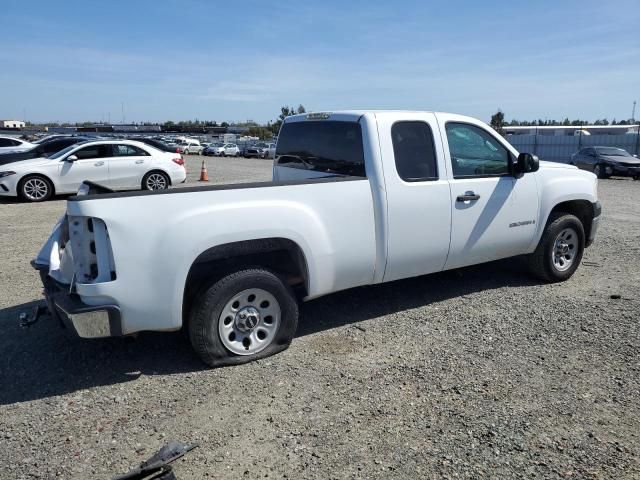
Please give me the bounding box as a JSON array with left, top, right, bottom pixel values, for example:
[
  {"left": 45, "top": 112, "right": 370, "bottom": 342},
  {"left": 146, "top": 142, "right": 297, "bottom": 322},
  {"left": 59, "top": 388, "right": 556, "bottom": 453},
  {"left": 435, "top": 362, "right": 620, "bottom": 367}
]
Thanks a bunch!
[{"left": 1, "top": 0, "right": 639, "bottom": 124}]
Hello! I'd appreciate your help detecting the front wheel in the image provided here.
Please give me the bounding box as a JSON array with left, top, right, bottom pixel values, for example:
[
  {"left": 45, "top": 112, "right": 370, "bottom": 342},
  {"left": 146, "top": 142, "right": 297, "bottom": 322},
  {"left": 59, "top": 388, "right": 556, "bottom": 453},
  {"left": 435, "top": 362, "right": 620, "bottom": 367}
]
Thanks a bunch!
[
  {"left": 19, "top": 175, "right": 54, "bottom": 202},
  {"left": 188, "top": 269, "right": 299, "bottom": 367},
  {"left": 527, "top": 213, "right": 585, "bottom": 282},
  {"left": 142, "top": 171, "right": 170, "bottom": 190}
]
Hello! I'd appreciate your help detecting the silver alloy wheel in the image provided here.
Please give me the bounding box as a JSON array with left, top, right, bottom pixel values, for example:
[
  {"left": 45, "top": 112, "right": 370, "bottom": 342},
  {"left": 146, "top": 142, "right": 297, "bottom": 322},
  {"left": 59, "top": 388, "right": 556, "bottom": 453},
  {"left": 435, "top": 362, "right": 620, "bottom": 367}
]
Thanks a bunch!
[
  {"left": 23, "top": 177, "right": 49, "bottom": 201},
  {"left": 145, "top": 173, "right": 168, "bottom": 190},
  {"left": 552, "top": 227, "right": 578, "bottom": 272},
  {"left": 218, "top": 288, "right": 281, "bottom": 355}
]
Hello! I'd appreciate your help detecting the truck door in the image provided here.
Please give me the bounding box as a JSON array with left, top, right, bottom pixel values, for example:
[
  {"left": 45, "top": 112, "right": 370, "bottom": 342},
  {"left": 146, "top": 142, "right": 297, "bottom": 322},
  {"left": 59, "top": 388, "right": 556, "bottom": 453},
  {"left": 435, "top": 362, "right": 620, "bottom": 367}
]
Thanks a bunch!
[
  {"left": 440, "top": 120, "right": 539, "bottom": 269},
  {"left": 376, "top": 112, "right": 453, "bottom": 282}
]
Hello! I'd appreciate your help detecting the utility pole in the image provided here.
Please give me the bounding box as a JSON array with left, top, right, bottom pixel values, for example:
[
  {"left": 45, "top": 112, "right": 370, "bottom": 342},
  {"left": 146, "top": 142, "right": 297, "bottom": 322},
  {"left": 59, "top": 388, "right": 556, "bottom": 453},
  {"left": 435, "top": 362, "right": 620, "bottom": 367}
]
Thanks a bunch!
[
  {"left": 632, "top": 100, "right": 636, "bottom": 123},
  {"left": 121, "top": 102, "right": 125, "bottom": 124}
]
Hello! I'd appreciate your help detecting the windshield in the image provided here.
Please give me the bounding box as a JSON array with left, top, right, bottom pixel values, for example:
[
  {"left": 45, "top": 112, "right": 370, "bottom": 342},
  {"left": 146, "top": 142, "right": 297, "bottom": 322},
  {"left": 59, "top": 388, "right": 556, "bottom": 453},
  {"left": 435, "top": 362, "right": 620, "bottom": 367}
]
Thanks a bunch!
[
  {"left": 275, "top": 120, "right": 365, "bottom": 177},
  {"left": 596, "top": 147, "right": 631, "bottom": 157}
]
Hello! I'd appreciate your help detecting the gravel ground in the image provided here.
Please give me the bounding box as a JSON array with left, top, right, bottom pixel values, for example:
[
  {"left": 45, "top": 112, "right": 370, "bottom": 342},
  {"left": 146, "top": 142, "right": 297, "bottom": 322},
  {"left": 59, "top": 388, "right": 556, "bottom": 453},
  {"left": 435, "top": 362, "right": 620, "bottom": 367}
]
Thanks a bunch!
[{"left": 0, "top": 160, "right": 638, "bottom": 479}]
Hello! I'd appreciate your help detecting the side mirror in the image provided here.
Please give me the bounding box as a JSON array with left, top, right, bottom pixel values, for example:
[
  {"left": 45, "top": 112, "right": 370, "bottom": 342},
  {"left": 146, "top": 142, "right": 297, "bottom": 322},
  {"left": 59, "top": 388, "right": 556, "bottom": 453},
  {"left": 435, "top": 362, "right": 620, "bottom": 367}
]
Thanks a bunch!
[
  {"left": 515, "top": 152, "right": 539, "bottom": 175},
  {"left": 66, "top": 155, "right": 78, "bottom": 162}
]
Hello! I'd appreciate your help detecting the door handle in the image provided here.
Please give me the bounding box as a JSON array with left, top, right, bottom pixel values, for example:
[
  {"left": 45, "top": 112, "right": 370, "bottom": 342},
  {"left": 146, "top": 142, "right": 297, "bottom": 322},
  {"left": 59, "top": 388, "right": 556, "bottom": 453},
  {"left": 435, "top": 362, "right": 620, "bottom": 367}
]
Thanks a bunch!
[
  {"left": 135, "top": 159, "right": 144, "bottom": 164},
  {"left": 94, "top": 161, "right": 104, "bottom": 166},
  {"left": 456, "top": 192, "right": 480, "bottom": 202}
]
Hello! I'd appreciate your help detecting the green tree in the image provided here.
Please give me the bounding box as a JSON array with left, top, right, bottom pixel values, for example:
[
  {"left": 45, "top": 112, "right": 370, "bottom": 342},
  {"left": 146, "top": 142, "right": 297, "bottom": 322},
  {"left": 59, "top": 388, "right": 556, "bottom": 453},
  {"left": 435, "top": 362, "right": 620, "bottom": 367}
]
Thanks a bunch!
[
  {"left": 490, "top": 110, "right": 505, "bottom": 134},
  {"left": 270, "top": 105, "right": 299, "bottom": 134}
]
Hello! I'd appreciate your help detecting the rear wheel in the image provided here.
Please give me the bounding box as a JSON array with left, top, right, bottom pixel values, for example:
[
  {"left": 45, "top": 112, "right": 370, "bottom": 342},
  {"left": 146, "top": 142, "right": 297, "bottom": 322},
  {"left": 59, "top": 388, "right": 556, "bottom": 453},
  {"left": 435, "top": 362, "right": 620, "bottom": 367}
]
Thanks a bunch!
[
  {"left": 527, "top": 212, "right": 585, "bottom": 282},
  {"left": 188, "top": 269, "right": 299, "bottom": 367},
  {"left": 593, "top": 164, "right": 606, "bottom": 179},
  {"left": 142, "top": 171, "right": 170, "bottom": 190},
  {"left": 19, "top": 175, "right": 54, "bottom": 202}
]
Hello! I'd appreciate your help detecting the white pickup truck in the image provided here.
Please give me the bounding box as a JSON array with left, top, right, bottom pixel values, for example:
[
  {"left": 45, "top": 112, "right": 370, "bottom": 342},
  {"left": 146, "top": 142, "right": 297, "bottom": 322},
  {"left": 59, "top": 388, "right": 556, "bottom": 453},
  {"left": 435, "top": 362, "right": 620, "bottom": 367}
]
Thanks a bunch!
[{"left": 32, "top": 111, "right": 601, "bottom": 367}]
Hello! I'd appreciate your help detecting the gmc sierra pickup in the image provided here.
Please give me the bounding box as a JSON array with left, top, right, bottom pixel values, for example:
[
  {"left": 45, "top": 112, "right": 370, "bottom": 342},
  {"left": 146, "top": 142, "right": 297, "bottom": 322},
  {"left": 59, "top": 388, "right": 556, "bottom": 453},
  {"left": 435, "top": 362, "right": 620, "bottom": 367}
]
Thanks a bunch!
[{"left": 32, "top": 111, "right": 601, "bottom": 367}]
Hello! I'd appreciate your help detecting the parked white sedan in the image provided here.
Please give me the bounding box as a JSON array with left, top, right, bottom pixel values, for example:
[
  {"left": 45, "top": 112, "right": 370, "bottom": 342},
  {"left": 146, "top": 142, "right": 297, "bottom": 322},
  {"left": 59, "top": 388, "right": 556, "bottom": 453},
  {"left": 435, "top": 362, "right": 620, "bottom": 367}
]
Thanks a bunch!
[
  {"left": 0, "top": 140, "right": 187, "bottom": 202},
  {"left": 0, "top": 136, "right": 35, "bottom": 153},
  {"left": 212, "top": 143, "right": 240, "bottom": 156}
]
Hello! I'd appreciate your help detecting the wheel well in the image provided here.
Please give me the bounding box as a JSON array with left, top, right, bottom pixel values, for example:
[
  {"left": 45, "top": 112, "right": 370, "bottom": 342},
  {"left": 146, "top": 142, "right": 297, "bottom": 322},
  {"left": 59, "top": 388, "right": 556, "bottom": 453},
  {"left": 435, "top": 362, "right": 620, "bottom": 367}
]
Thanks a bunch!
[
  {"left": 143, "top": 169, "right": 172, "bottom": 186},
  {"left": 183, "top": 238, "right": 309, "bottom": 323},
  {"left": 548, "top": 200, "right": 593, "bottom": 240},
  {"left": 18, "top": 174, "right": 56, "bottom": 195}
]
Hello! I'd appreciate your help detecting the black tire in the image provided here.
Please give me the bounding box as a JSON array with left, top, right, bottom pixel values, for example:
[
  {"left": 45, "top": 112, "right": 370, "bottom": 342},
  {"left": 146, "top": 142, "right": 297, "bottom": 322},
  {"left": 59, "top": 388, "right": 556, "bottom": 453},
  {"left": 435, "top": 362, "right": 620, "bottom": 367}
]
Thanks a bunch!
[
  {"left": 142, "top": 170, "right": 170, "bottom": 190},
  {"left": 527, "top": 212, "right": 585, "bottom": 282},
  {"left": 633, "top": 175, "right": 639, "bottom": 181},
  {"left": 593, "top": 164, "right": 606, "bottom": 179},
  {"left": 188, "top": 268, "right": 299, "bottom": 367},
  {"left": 19, "top": 175, "right": 54, "bottom": 202}
]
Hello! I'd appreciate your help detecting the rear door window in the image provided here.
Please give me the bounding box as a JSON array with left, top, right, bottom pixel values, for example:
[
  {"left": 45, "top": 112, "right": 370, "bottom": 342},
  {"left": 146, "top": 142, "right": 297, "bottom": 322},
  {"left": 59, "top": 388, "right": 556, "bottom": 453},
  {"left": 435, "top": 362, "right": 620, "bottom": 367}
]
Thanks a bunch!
[
  {"left": 391, "top": 121, "right": 438, "bottom": 181},
  {"left": 276, "top": 121, "right": 365, "bottom": 177},
  {"left": 113, "top": 144, "right": 149, "bottom": 156}
]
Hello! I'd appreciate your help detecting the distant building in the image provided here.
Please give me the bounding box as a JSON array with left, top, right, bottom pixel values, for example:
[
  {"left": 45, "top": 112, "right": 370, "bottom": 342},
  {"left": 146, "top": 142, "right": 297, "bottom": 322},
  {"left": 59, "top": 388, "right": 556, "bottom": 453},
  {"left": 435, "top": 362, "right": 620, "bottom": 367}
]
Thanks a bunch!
[{"left": 1, "top": 120, "right": 25, "bottom": 129}]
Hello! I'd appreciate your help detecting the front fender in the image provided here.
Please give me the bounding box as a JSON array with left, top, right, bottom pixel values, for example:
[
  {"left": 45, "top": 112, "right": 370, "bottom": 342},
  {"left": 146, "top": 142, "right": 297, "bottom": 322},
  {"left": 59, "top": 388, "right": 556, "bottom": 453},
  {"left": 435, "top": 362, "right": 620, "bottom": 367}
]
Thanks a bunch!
[{"left": 529, "top": 169, "right": 598, "bottom": 250}]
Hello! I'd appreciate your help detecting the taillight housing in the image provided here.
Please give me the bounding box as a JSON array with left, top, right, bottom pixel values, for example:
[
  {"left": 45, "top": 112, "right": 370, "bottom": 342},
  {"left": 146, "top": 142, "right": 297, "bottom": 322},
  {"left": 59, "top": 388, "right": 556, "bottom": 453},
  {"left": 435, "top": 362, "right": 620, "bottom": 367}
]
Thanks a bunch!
[{"left": 172, "top": 157, "right": 184, "bottom": 166}]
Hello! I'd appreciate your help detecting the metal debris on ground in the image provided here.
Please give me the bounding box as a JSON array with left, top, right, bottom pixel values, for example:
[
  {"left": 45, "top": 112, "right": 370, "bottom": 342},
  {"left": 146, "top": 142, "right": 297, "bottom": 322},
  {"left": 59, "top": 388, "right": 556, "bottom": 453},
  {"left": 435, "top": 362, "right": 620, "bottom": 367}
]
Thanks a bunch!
[{"left": 113, "top": 441, "right": 198, "bottom": 480}]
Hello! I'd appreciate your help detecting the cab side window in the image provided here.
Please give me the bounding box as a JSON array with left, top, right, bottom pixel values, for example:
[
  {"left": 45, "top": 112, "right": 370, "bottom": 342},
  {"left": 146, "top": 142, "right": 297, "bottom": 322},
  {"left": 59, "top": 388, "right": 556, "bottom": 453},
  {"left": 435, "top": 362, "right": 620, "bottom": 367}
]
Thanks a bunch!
[
  {"left": 391, "top": 121, "right": 438, "bottom": 181},
  {"left": 445, "top": 123, "right": 510, "bottom": 178}
]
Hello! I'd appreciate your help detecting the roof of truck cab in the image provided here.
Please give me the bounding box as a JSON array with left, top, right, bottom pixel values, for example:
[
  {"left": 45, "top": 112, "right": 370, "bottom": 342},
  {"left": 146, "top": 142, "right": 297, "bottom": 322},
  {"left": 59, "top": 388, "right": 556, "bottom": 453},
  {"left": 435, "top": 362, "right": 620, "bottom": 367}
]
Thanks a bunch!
[{"left": 284, "top": 110, "right": 474, "bottom": 123}]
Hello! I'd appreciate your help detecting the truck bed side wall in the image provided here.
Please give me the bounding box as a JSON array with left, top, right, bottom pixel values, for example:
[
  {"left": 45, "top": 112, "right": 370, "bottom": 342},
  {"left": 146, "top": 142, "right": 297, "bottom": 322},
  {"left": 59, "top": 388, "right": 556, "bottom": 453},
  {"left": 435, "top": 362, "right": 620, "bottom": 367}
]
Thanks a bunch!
[{"left": 67, "top": 179, "right": 377, "bottom": 334}]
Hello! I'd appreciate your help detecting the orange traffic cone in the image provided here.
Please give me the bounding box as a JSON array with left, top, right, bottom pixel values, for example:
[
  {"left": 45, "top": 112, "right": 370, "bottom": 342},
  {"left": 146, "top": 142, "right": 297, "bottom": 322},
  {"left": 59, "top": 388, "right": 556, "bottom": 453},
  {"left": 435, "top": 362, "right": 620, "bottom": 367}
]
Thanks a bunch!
[{"left": 199, "top": 159, "right": 209, "bottom": 182}]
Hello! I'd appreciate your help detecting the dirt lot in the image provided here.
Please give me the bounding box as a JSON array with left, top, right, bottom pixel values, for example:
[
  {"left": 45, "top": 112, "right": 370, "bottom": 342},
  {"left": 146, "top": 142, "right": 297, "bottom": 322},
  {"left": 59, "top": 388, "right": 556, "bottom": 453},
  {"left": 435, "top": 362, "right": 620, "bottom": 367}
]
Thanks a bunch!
[{"left": 0, "top": 159, "right": 638, "bottom": 479}]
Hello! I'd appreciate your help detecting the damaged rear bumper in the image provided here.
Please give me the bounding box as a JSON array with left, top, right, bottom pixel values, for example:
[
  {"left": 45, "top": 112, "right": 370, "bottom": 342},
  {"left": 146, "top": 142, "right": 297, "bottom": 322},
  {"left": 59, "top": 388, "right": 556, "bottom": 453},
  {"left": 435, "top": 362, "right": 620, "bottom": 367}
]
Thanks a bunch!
[{"left": 32, "top": 261, "right": 122, "bottom": 338}]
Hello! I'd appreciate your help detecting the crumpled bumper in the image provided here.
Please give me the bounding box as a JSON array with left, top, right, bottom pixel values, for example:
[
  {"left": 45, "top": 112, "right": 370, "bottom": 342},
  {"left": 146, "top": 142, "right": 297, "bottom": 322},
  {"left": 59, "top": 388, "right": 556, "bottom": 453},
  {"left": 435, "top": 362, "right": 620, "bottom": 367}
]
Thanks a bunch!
[
  {"left": 32, "top": 213, "right": 122, "bottom": 338},
  {"left": 32, "top": 263, "right": 122, "bottom": 338}
]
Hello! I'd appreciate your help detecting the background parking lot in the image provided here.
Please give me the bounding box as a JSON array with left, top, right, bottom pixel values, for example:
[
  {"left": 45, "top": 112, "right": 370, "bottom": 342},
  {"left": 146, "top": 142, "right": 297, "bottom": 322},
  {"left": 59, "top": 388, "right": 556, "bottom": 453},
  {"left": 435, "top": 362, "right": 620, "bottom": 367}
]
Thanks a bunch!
[{"left": 0, "top": 158, "right": 638, "bottom": 479}]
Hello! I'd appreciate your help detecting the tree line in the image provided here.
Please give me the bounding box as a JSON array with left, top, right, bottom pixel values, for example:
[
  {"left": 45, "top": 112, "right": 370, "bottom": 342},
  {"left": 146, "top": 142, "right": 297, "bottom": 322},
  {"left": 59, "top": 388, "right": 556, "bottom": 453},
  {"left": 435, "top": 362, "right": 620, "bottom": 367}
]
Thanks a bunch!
[{"left": 490, "top": 109, "right": 636, "bottom": 133}]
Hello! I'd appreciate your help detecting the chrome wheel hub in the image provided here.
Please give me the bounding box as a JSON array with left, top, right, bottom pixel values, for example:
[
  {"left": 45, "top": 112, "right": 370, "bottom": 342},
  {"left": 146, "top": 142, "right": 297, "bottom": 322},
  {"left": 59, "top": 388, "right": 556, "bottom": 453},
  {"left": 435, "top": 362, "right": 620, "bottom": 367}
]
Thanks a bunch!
[
  {"left": 235, "top": 306, "right": 260, "bottom": 332},
  {"left": 146, "top": 174, "right": 167, "bottom": 190},
  {"left": 218, "top": 288, "right": 281, "bottom": 355},
  {"left": 552, "top": 227, "right": 577, "bottom": 272},
  {"left": 24, "top": 178, "right": 48, "bottom": 200}
]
